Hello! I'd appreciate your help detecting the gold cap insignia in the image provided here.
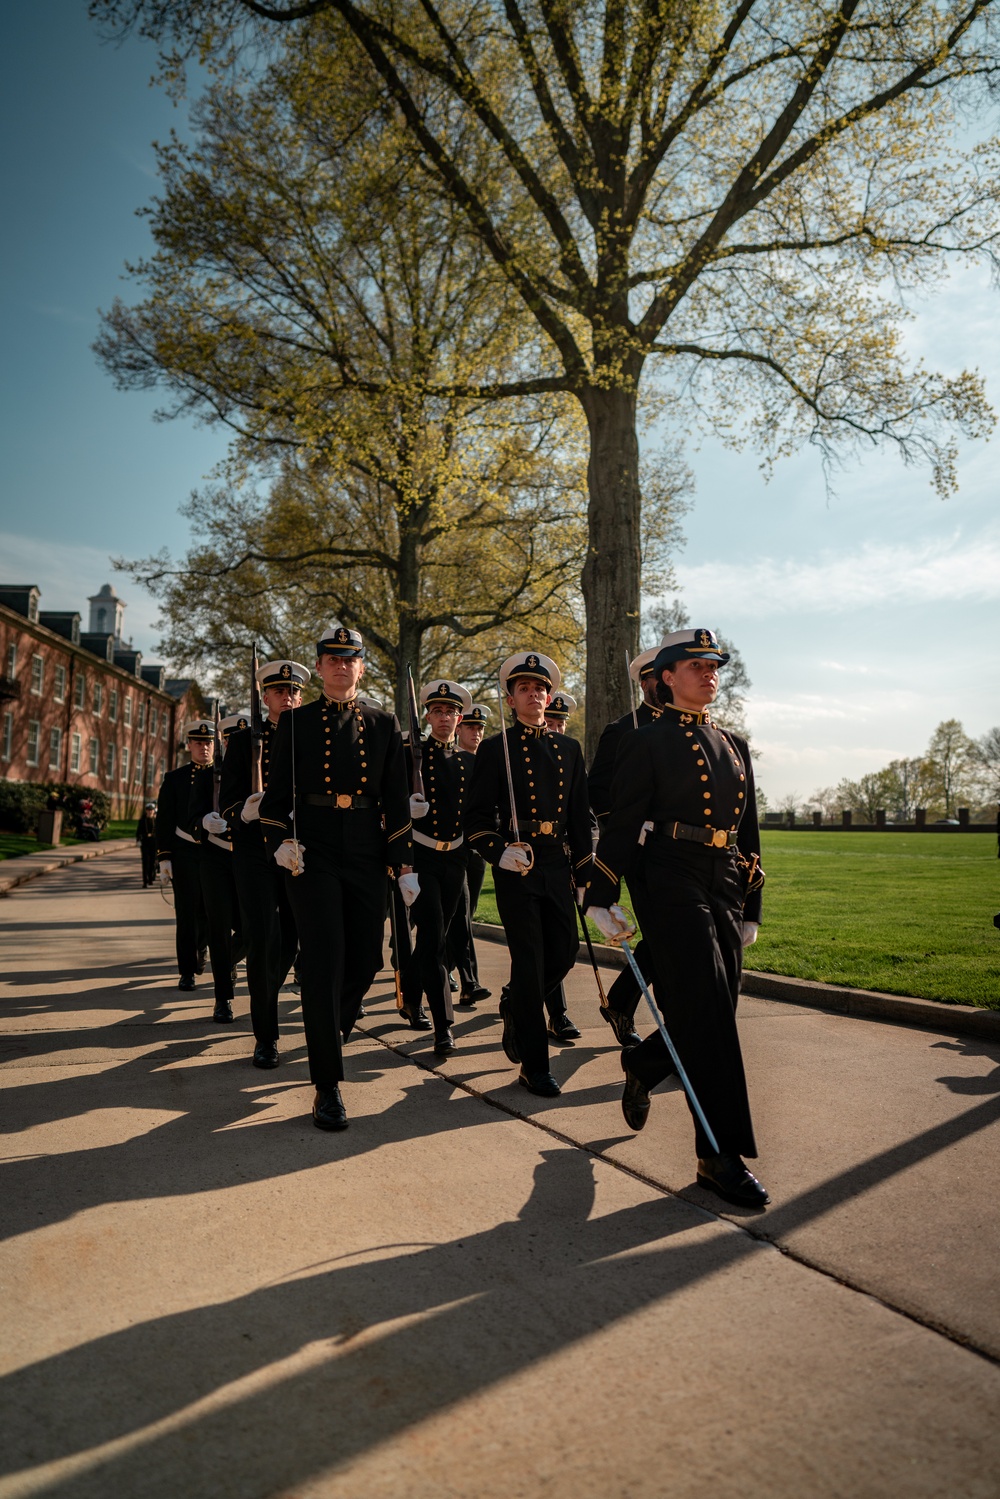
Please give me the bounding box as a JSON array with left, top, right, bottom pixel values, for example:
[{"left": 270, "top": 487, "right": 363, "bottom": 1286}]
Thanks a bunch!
[
  {"left": 336, "top": 628, "right": 348, "bottom": 643},
  {"left": 697, "top": 630, "right": 712, "bottom": 648},
  {"left": 280, "top": 663, "right": 291, "bottom": 679},
  {"left": 526, "top": 654, "right": 539, "bottom": 670}
]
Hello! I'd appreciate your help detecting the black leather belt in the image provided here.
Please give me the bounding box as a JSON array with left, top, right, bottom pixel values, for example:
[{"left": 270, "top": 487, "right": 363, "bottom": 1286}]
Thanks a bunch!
[
  {"left": 509, "top": 819, "right": 566, "bottom": 837},
  {"left": 656, "top": 820, "right": 737, "bottom": 849},
  {"left": 305, "top": 794, "right": 376, "bottom": 809}
]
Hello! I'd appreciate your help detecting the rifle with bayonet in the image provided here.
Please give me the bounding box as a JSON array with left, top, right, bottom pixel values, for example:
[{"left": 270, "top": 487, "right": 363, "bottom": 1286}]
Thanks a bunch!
[{"left": 250, "top": 642, "right": 264, "bottom": 794}]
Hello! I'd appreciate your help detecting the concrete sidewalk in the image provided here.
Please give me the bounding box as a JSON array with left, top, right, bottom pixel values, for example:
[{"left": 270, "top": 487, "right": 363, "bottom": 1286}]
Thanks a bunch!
[{"left": 2, "top": 850, "right": 999, "bottom": 1499}]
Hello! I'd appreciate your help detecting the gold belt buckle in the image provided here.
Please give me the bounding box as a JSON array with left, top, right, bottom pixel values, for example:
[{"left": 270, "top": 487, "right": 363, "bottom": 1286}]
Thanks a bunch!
[
  {"left": 539, "top": 820, "right": 554, "bottom": 836},
  {"left": 336, "top": 793, "right": 353, "bottom": 809},
  {"left": 436, "top": 839, "right": 449, "bottom": 852},
  {"left": 709, "top": 828, "right": 728, "bottom": 849}
]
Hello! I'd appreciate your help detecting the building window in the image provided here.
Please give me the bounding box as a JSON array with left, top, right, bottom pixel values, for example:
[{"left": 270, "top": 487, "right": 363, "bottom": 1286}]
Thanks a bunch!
[
  {"left": 6, "top": 643, "right": 16, "bottom": 678},
  {"left": 137, "top": 699, "right": 146, "bottom": 731},
  {"left": 105, "top": 742, "right": 115, "bottom": 778},
  {"left": 71, "top": 733, "right": 82, "bottom": 773},
  {"left": 108, "top": 688, "right": 118, "bottom": 723},
  {"left": 93, "top": 681, "right": 103, "bottom": 715},
  {"left": 54, "top": 664, "right": 67, "bottom": 703},
  {"left": 135, "top": 748, "right": 143, "bottom": 784},
  {"left": 162, "top": 716, "right": 168, "bottom": 742},
  {"left": 2, "top": 711, "right": 12, "bottom": 762},
  {"left": 150, "top": 706, "right": 158, "bottom": 736},
  {"left": 31, "top": 655, "right": 44, "bottom": 695},
  {"left": 49, "top": 727, "right": 62, "bottom": 770},
  {"left": 89, "top": 738, "right": 99, "bottom": 775},
  {"left": 147, "top": 755, "right": 156, "bottom": 787},
  {"left": 122, "top": 745, "right": 130, "bottom": 783},
  {"left": 27, "top": 721, "right": 40, "bottom": 767},
  {"left": 124, "top": 694, "right": 132, "bottom": 727},
  {"left": 74, "top": 671, "right": 85, "bottom": 709}
]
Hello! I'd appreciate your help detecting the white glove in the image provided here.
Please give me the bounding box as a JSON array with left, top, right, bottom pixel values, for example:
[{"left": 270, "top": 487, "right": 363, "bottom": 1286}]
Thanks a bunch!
[
  {"left": 588, "top": 904, "right": 635, "bottom": 943},
  {"left": 202, "top": 811, "right": 228, "bottom": 835},
  {"left": 498, "top": 844, "right": 532, "bottom": 873},
  {"left": 742, "top": 921, "right": 759, "bottom": 946},
  {"left": 158, "top": 860, "right": 172, "bottom": 884},
  {"left": 398, "top": 872, "right": 421, "bottom": 907},
  {"left": 241, "top": 792, "right": 264, "bottom": 824},
  {"left": 275, "top": 840, "right": 305, "bottom": 875},
  {"left": 409, "top": 794, "right": 430, "bottom": 819}
]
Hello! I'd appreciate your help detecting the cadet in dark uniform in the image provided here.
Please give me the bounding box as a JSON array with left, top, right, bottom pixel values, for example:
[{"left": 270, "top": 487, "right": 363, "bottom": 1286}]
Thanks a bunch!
[
  {"left": 259, "top": 624, "right": 417, "bottom": 1131},
  {"left": 587, "top": 647, "right": 664, "bottom": 1049},
  {"left": 538, "top": 690, "right": 583, "bottom": 1042},
  {"left": 220, "top": 662, "right": 307, "bottom": 1068},
  {"left": 136, "top": 800, "right": 158, "bottom": 887},
  {"left": 583, "top": 628, "right": 768, "bottom": 1208},
  {"left": 155, "top": 721, "right": 214, "bottom": 991},
  {"left": 401, "top": 679, "right": 474, "bottom": 1054},
  {"left": 188, "top": 713, "right": 248, "bottom": 1024},
  {"left": 446, "top": 703, "right": 492, "bottom": 1006},
  {"left": 464, "top": 651, "right": 592, "bottom": 1097}
]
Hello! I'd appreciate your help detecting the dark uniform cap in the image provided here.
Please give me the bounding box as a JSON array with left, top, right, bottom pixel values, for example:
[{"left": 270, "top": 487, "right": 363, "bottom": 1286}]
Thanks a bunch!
[
  {"left": 256, "top": 659, "right": 310, "bottom": 689},
  {"left": 185, "top": 719, "right": 215, "bottom": 741},
  {"left": 499, "top": 650, "right": 561, "bottom": 692},
  {"left": 545, "top": 691, "right": 577, "bottom": 720},
  {"left": 316, "top": 622, "right": 364, "bottom": 658},
  {"left": 653, "top": 628, "right": 730, "bottom": 673},
  {"left": 420, "top": 679, "right": 473, "bottom": 712},
  {"left": 463, "top": 704, "right": 491, "bottom": 727}
]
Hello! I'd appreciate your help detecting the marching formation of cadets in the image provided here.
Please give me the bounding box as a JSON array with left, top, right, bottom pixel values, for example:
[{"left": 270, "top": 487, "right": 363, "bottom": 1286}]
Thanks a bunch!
[{"left": 155, "top": 623, "right": 769, "bottom": 1208}]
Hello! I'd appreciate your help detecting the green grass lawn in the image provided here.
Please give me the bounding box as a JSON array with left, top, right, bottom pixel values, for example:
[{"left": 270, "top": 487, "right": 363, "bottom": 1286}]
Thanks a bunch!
[
  {"left": 0, "top": 821, "right": 138, "bottom": 862},
  {"left": 474, "top": 832, "right": 1000, "bottom": 1008}
]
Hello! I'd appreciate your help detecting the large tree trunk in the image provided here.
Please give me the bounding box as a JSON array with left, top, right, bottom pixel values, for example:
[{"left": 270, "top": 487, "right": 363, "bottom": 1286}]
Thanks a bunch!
[{"left": 580, "top": 383, "right": 642, "bottom": 761}]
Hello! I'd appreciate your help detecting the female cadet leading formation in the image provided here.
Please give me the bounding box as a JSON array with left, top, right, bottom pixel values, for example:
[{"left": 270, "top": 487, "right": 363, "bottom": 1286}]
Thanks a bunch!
[{"left": 157, "top": 621, "right": 768, "bottom": 1209}]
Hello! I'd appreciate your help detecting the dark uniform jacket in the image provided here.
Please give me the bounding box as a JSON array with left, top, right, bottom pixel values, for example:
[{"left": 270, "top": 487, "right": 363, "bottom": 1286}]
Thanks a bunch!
[
  {"left": 156, "top": 762, "right": 211, "bottom": 861},
  {"left": 587, "top": 701, "right": 662, "bottom": 822},
  {"left": 258, "top": 696, "right": 412, "bottom": 867},
  {"left": 408, "top": 736, "right": 473, "bottom": 849},
  {"left": 587, "top": 703, "right": 764, "bottom": 923},
  {"left": 186, "top": 761, "right": 233, "bottom": 849},
  {"left": 219, "top": 721, "right": 278, "bottom": 854},
  {"left": 135, "top": 812, "right": 157, "bottom": 847},
  {"left": 464, "top": 721, "right": 592, "bottom": 877}
]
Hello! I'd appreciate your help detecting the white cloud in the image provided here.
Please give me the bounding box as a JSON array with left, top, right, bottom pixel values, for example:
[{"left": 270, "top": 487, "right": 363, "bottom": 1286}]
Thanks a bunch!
[{"left": 677, "top": 529, "right": 1000, "bottom": 617}]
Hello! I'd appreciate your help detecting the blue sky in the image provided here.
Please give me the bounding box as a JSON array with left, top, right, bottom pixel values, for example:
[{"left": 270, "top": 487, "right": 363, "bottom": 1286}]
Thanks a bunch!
[{"left": 2, "top": 6, "right": 998, "bottom": 802}]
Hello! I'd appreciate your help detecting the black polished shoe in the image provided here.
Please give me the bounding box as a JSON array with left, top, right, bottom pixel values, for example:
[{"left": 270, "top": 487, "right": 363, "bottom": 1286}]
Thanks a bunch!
[
  {"left": 621, "top": 1047, "right": 651, "bottom": 1132},
  {"left": 518, "top": 1067, "right": 561, "bottom": 1098},
  {"left": 213, "top": 999, "right": 234, "bottom": 1023},
  {"left": 312, "top": 1086, "right": 348, "bottom": 1131},
  {"left": 547, "top": 1013, "right": 581, "bottom": 1043},
  {"left": 696, "top": 1153, "right": 769, "bottom": 1208},
  {"left": 448, "top": 972, "right": 459, "bottom": 993},
  {"left": 499, "top": 998, "right": 520, "bottom": 1064},
  {"left": 460, "top": 984, "right": 491, "bottom": 1004},
  {"left": 177, "top": 975, "right": 196, "bottom": 992},
  {"left": 399, "top": 1006, "right": 432, "bottom": 1031},
  {"left": 433, "top": 1028, "right": 456, "bottom": 1056},
  {"left": 602, "top": 1005, "right": 641, "bottom": 1049},
  {"left": 252, "top": 1040, "right": 279, "bottom": 1069}
]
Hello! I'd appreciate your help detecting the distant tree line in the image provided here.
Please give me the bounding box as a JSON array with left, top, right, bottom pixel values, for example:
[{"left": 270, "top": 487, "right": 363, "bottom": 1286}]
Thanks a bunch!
[{"left": 763, "top": 721, "right": 1000, "bottom": 823}]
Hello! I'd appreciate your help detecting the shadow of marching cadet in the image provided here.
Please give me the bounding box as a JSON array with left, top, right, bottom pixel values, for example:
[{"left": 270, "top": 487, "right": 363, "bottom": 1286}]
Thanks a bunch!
[
  {"left": 0, "top": 1148, "right": 718, "bottom": 1499},
  {"left": 929, "top": 1036, "right": 1000, "bottom": 1096}
]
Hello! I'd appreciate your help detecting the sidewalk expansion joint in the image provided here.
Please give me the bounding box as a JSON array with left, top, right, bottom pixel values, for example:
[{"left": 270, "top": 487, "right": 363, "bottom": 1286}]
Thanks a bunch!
[{"left": 355, "top": 1017, "right": 1000, "bottom": 1373}]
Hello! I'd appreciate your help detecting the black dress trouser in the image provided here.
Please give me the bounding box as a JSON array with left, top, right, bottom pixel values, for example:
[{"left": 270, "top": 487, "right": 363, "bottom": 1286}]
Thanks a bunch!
[
  {"left": 199, "top": 843, "right": 246, "bottom": 1004},
  {"left": 171, "top": 842, "right": 204, "bottom": 979},
  {"left": 282, "top": 816, "right": 387, "bottom": 1088},
  {"left": 401, "top": 845, "right": 466, "bottom": 1032},
  {"left": 139, "top": 841, "right": 157, "bottom": 886},
  {"left": 446, "top": 848, "right": 485, "bottom": 992},
  {"left": 494, "top": 853, "right": 578, "bottom": 1075},
  {"left": 604, "top": 937, "right": 654, "bottom": 1017},
  {"left": 625, "top": 842, "right": 756, "bottom": 1160},
  {"left": 233, "top": 844, "right": 298, "bottom": 1043}
]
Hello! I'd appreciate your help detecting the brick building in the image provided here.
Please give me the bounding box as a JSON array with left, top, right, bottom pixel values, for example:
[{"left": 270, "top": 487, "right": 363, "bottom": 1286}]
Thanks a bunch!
[{"left": 0, "top": 582, "right": 204, "bottom": 818}]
